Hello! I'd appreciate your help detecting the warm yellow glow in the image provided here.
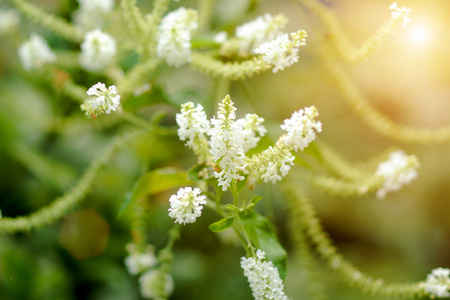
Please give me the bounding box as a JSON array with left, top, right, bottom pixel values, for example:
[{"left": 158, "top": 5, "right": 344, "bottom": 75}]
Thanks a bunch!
[{"left": 407, "top": 25, "right": 430, "bottom": 46}]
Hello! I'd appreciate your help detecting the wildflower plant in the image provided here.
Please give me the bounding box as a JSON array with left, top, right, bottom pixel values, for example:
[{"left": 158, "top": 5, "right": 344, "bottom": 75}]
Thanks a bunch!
[{"left": 1, "top": 0, "right": 449, "bottom": 299}]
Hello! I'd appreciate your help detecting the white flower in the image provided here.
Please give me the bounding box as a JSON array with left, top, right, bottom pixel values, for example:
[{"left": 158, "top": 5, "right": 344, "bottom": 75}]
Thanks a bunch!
[
  {"left": 168, "top": 187, "right": 207, "bottom": 225},
  {"left": 78, "top": 0, "right": 114, "bottom": 12},
  {"left": 139, "top": 269, "right": 174, "bottom": 299},
  {"left": 79, "top": 29, "right": 116, "bottom": 72},
  {"left": 73, "top": 0, "right": 114, "bottom": 30},
  {"left": 18, "top": 33, "right": 56, "bottom": 70},
  {"left": 177, "top": 102, "right": 210, "bottom": 148},
  {"left": 280, "top": 106, "right": 322, "bottom": 152},
  {"left": 176, "top": 102, "right": 211, "bottom": 164},
  {"left": 124, "top": 243, "right": 158, "bottom": 275},
  {"left": 236, "top": 114, "right": 266, "bottom": 153},
  {"left": 214, "top": 31, "right": 228, "bottom": 44},
  {"left": 241, "top": 249, "right": 288, "bottom": 300},
  {"left": 156, "top": 7, "right": 198, "bottom": 67},
  {"left": 424, "top": 268, "right": 450, "bottom": 298},
  {"left": 209, "top": 95, "right": 246, "bottom": 191},
  {"left": 236, "top": 13, "right": 288, "bottom": 54},
  {"left": 255, "top": 30, "right": 307, "bottom": 73},
  {"left": 81, "top": 82, "right": 120, "bottom": 118},
  {"left": 0, "top": 9, "right": 20, "bottom": 34},
  {"left": 375, "top": 150, "right": 419, "bottom": 199},
  {"left": 390, "top": 2, "right": 411, "bottom": 27}
]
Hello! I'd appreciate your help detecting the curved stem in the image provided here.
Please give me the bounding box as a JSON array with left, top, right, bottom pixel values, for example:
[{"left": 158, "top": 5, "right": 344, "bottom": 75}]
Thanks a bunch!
[
  {"left": 0, "top": 130, "right": 147, "bottom": 234},
  {"left": 284, "top": 184, "right": 426, "bottom": 298},
  {"left": 8, "top": 0, "right": 84, "bottom": 43}
]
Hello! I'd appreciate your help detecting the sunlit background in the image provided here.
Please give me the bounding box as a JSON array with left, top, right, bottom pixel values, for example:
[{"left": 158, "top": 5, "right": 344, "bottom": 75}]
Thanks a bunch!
[{"left": 1, "top": 0, "right": 450, "bottom": 299}]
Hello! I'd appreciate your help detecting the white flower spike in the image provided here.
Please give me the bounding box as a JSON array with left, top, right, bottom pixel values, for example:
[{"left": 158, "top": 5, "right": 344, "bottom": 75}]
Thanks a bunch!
[
  {"left": 18, "top": 33, "right": 56, "bottom": 70},
  {"left": 209, "top": 95, "right": 246, "bottom": 191},
  {"left": 157, "top": 7, "right": 198, "bottom": 67},
  {"left": 281, "top": 106, "right": 322, "bottom": 152},
  {"left": 390, "top": 2, "right": 412, "bottom": 27},
  {"left": 255, "top": 30, "right": 307, "bottom": 73},
  {"left": 424, "top": 268, "right": 450, "bottom": 298},
  {"left": 176, "top": 102, "right": 211, "bottom": 163},
  {"left": 79, "top": 29, "right": 116, "bottom": 72},
  {"left": 168, "top": 187, "right": 207, "bottom": 225},
  {"left": 241, "top": 249, "right": 288, "bottom": 300},
  {"left": 375, "top": 150, "right": 419, "bottom": 199}
]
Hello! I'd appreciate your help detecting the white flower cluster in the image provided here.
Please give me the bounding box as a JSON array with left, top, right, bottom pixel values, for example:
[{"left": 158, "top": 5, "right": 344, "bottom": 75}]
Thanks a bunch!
[
  {"left": 73, "top": 0, "right": 114, "bottom": 30},
  {"left": 244, "top": 106, "right": 320, "bottom": 187},
  {"left": 124, "top": 243, "right": 174, "bottom": 299},
  {"left": 124, "top": 243, "right": 158, "bottom": 275},
  {"left": 281, "top": 106, "right": 322, "bottom": 151},
  {"left": 241, "top": 249, "right": 288, "bottom": 300},
  {"left": 176, "top": 102, "right": 210, "bottom": 148},
  {"left": 176, "top": 98, "right": 321, "bottom": 190},
  {"left": 390, "top": 2, "right": 411, "bottom": 27},
  {"left": 210, "top": 96, "right": 247, "bottom": 190},
  {"left": 79, "top": 29, "right": 116, "bottom": 72},
  {"left": 157, "top": 7, "right": 198, "bottom": 67},
  {"left": 375, "top": 150, "right": 419, "bottom": 199},
  {"left": 18, "top": 33, "right": 56, "bottom": 70},
  {"left": 255, "top": 30, "right": 307, "bottom": 73},
  {"left": 236, "top": 13, "right": 288, "bottom": 54},
  {"left": 81, "top": 82, "right": 120, "bottom": 118},
  {"left": 140, "top": 269, "right": 174, "bottom": 299},
  {"left": 168, "top": 187, "right": 207, "bottom": 225},
  {"left": 0, "top": 9, "right": 20, "bottom": 34},
  {"left": 423, "top": 268, "right": 450, "bottom": 298},
  {"left": 176, "top": 102, "right": 211, "bottom": 164},
  {"left": 236, "top": 114, "right": 267, "bottom": 152}
]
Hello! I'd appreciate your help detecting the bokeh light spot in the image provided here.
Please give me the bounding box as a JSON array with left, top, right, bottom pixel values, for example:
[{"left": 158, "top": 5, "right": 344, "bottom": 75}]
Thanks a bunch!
[{"left": 59, "top": 208, "right": 110, "bottom": 260}]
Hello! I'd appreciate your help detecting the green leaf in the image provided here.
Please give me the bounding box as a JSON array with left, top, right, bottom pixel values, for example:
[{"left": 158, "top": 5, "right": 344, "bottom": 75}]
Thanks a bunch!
[
  {"left": 187, "top": 164, "right": 207, "bottom": 181},
  {"left": 208, "top": 216, "right": 235, "bottom": 232},
  {"left": 118, "top": 167, "right": 192, "bottom": 217},
  {"left": 240, "top": 210, "right": 288, "bottom": 281},
  {"left": 249, "top": 195, "right": 263, "bottom": 206}
]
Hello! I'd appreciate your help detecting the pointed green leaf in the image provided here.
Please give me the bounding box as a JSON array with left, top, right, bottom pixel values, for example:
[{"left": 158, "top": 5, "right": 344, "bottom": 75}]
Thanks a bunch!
[
  {"left": 208, "top": 216, "right": 235, "bottom": 232},
  {"left": 187, "top": 164, "right": 207, "bottom": 181},
  {"left": 118, "top": 167, "right": 192, "bottom": 217},
  {"left": 249, "top": 195, "right": 263, "bottom": 206}
]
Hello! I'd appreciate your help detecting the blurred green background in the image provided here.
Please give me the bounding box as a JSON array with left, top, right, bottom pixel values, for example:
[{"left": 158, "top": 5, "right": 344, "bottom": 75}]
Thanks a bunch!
[{"left": 1, "top": 0, "right": 450, "bottom": 299}]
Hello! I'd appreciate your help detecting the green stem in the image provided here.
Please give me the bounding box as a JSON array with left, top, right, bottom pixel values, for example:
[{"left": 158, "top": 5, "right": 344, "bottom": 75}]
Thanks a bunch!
[
  {"left": 235, "top": 213, "right": 255, "bottom": 256},
  {"left": 118, "top": 111, "right": 153, "bottom": 129}
]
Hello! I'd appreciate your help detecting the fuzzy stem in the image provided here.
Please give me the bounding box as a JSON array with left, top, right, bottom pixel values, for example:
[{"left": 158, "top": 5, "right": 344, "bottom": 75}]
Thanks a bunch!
[
  {"left": 284, "top": 184, "right": 426, "bottom": 298},
  {"left": 0, "top": 130, "right": 147, "bottom": 233},
  {"left": 8, "top": 0, "right": 84, "bottom": 43}
]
